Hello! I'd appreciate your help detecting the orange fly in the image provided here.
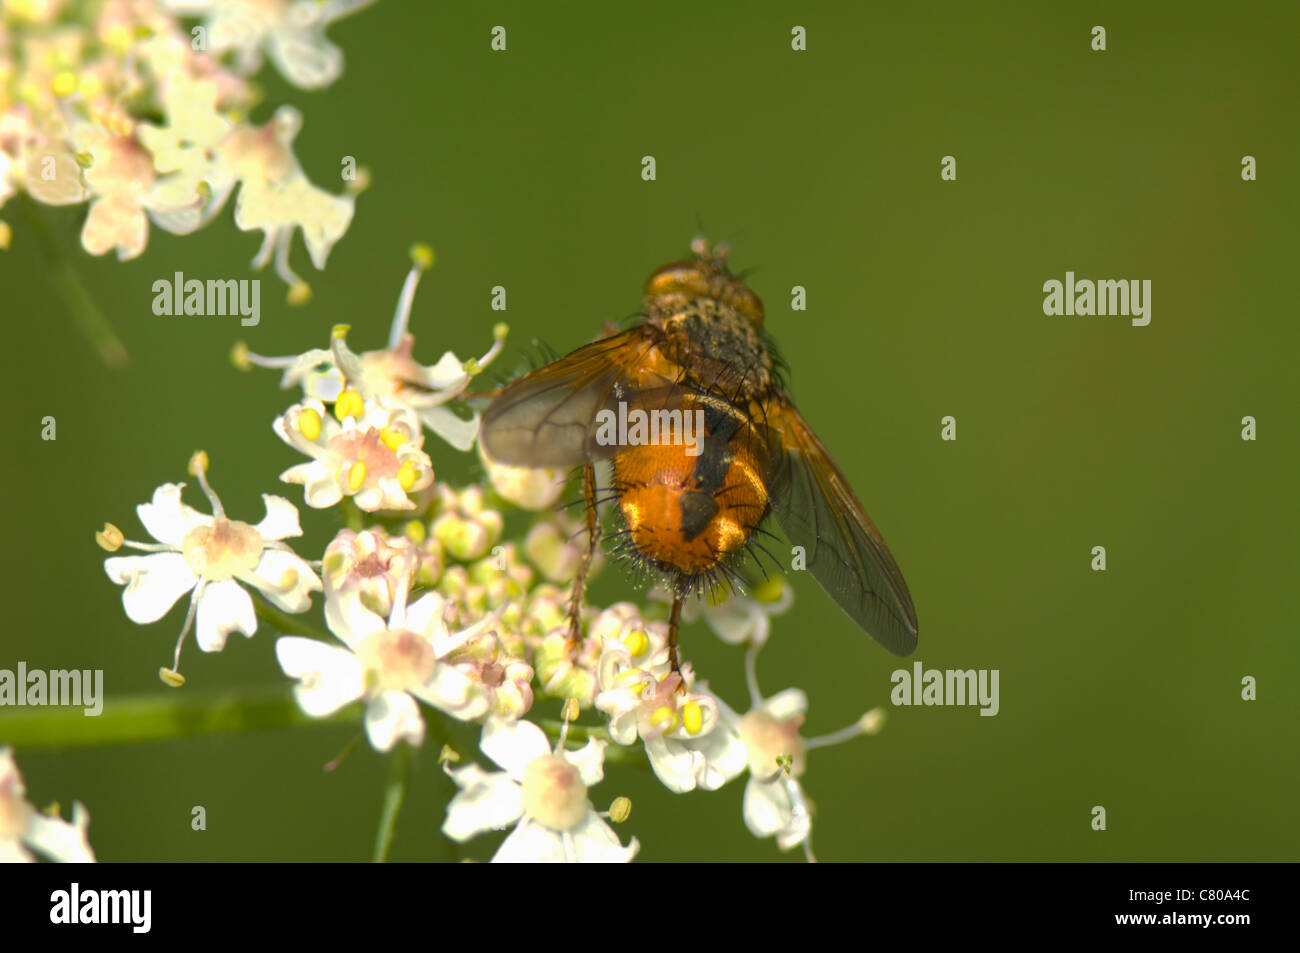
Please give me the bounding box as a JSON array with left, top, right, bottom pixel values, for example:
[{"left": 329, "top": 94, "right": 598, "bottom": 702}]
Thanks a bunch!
[{"left": 481, "top": 238, "right": 918, "bottom": 677}]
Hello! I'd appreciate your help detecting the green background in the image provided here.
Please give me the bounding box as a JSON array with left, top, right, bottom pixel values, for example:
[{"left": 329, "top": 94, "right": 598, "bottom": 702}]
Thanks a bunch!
[{"left": 2, "top": 0, "right": 1297, "bottom": 861}]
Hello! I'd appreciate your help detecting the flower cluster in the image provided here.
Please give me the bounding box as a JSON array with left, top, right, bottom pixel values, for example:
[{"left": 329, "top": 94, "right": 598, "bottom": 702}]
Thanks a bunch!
[
  {"left": 81, "top": 246, "right": 890, "bottom": 863},
  {"left": 0, "top": 0, "right": 372, "bottom": 297}
]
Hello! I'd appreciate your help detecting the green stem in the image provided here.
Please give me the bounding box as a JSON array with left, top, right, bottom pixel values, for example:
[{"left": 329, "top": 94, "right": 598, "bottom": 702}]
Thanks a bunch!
[
  {"left": 373, "top": 742, "right": 414, "bottom": 862},
  {"left": 0, "top": 686, "right": 362, "bottom": 750},
  {"left": 18, "top": 197, "right": 129, "bottom": 369}
]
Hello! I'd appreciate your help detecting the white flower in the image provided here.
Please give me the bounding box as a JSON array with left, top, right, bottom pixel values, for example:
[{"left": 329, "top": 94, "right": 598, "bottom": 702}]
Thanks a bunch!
[
  {"left": 243, "top": 251, "right": 506, "bottom": 450},
  {"left": 102, "top": 456, "right": 320, "bottom": 678},
  {"left": 166, "top": 0, "right": 375, "bottom": 89},
  {"left": 720, "top": 643, "right": 886, "bottom": 860},
  {"left": 274, "top": 395, "right": 434, "bottom": 512},
  {"left": 320, "top": 527, "right": 414, "bottom": 636},
  {"left": 276, "top": 588, "right": 490, "bottom": 751},
  {"left": 442, "top": 718, "right": 637, "bottom": 863},
  {"left": 0, "top": 748, "right": 95, "bottom": 863},
  {"left": 594, "top": 616, "right": 747, "bottom": 794}
]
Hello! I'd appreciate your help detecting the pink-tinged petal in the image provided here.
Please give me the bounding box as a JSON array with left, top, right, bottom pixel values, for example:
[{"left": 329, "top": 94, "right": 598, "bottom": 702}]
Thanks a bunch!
[
  {"left": 743, "top": 776, "right": 792, "bottom": 838},
  {"left": 764, "top": 688, "right": 809, "bottom": 721},
  {"left": 441, "top": 765, "right": 524, "bottom": 842},
  {"left": 275, "top": 637, "right": 364, "bottom": 716},
  {"left": 684, "top": 725, "right": 748, "bottom": 791},
  {"left": 105, "top": 553, "right": 197, "bottom": 624},
  {"left": 564, "top": 739, "right": 607, "bottom": 788},
  {"left": 419, "top": 404, "right": 479, "bottom": 451},
  {"left": 195, "top": 579, "right": 256, "bottom": 652},
  {"left": 241, "top": 549, "right": 320, "bottom": 613},
  {"left": 479, "top": 718, "right": 550, "bottom": 781},
  {"left": 567, "top": 812, "right": 639, "bottom": 863},
  {"left": 364, "top": 691, "right": 424, "bottom": 752},
  {"left": 81, "top": 193, "right": 148, "bottom": 260},
  {"left": 491, "top": 819, "right": 565, "bottom": 863},
  {"left": 136, "top": 483, "right": 209, "bottom": 546},
  {"left": 25, "top": 802, "right": 95, "bottom": 863},
  {"left": 255, "top": 494, "right": 303, "bottom": 540}
]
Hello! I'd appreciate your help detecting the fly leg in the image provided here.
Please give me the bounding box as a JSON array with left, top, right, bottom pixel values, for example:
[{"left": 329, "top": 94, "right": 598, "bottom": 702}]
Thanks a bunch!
[{"left": 565, "top": 462, "right": 600, "bottom": 655}]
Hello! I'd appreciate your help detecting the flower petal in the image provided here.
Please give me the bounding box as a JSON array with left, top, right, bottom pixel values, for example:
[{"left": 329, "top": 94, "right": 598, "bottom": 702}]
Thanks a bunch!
[
  {"left": 364, "top": 690, "right": 424, "bottom": 752},
  {"left": 567, "top": 811, "right": 639, "bottom": 863},
  {"left": 136, "top": 483, "right": 209, "bottom": 546},
  {"left": 764, "top": 688, "right": 809, "bottom": 721},
  {"left": 255, "top": 494, "right": 303, "bottom": 540},
  {"left": 564, "top": 738, "right": 607, "bottom": 788},
  {"left": 195, "top": 579, "right": 257, "bottom": 652},
  {"left": 418, "top": 404, "right": 480, "bottom": 451},
  {"left": 240, "top": 549, "right": 321, "bottom": 613},
  {"left": 24, "top": 802, "right": 96, "bottom": 863},
  {"left": 491, "top": 819, "right": 565, "bottom": 863},
  {"left": 275, "top": 637, "right": 364, "bottom": 716},
  {"left": 104, "top": 553, "right": 197, "bottom": 624},
  {"left": 442, "top": 765, "right": 524, "bottom": 842},
  {"left": 479, "top": 718, "right": 551, "bottom": 781},
  {"left": 743, "top": 776, "right": 792, "bottom": 838}
]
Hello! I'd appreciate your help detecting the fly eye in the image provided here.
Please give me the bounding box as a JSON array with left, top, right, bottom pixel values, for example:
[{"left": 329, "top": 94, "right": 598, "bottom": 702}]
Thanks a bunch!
[{"left": 645, "top": 263, "right": 711, "bottom": 301}]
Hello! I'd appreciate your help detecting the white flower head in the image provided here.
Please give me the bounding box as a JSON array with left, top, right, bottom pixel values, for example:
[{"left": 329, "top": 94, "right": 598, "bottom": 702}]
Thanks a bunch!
[
  {"left": 102, "top": 453, "right": 321, "bottom": 681},
  {"left": 479, "top": 440, "right": 566, "bottom": 511},
  {"left": 277, "top": 587, "right": 491, "bottom": 752},
  {"left": 243, "top": 249, "right": 507, "bottom": 450},
  {"left": 594, "top": 615, "right": 747, "bottom": 794},
  {"left": 0, "top": 748, "right": 96, "bottom": 863},
  {"left": 442, "top": 718, "right": 638, "bottom": 863},
  {"left": 274, "top": 395, "right": 434, "bottom": 512}
]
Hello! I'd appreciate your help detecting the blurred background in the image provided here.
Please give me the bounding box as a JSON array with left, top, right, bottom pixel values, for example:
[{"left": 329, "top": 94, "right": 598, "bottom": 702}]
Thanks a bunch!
[{"left": 2, "top": 0, "right": 1297, "bottom": 861}]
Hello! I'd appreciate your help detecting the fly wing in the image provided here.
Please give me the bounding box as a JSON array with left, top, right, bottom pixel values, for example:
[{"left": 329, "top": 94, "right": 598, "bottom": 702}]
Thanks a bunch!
[
  {"left": 766, "top": 395, "right": 919, "bottom": 655},
  {"left": 480, "top": 327, "right": 680, "bottom": 469}
]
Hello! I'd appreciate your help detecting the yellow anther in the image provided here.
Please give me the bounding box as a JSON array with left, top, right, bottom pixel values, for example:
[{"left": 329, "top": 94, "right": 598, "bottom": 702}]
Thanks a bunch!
[
  {"left": 159, "top": 667, "right": 186, "bottom": 688},
  {"left": 379, "top": 427, "right": 406, "bottom": 451},
  {"left": 298, "top": 407, "right": 322, "bottom": 441},
  {"left": 622, "top": 628, "right": 650, "bottom": 658},
  {"left": 230, "top": 340, "right": 251, "bottom": 371},
  {"left": 859, "top": 707, "right": 886, "bottom": 735},
  {"left": 614, "top": 668, "right": 644, "bottom": 688},
  {"left": 439, "top": 745, "right": 460, "bottom": 765},
  {"left": 187, "top": 450, "right": 210, "bottom": 477},
  {"left": 650, "top": 706, "right": 678, "bottom": 733},
  {"left": 334, "top": 389, "right": 364, "bottom": 420},
  {"left": 74, "top": 150, "right": 93, "bottom": 169},
  {"left": 331, "top": 323, "right": 351, "bottom": 340},
  {"left": 462, "top": 358, "right": 482, "bottom": 376},
  {"left": 278, "top": 568, "right": 299, "bottom": 591},
  {"left": 347, "top": 461, "right": 367, "bottom": 491},
  {"left": 682, "top": 701, "right": 704, "bottom": 736},
  {"left": 287, "top": 282, "right": 312, "bottom": 307},
  {"left": 608, "top": 797, "right": 632, "bottom": 824},
  {"left": 404, "top": 520, "right": 427, "bottom": 544},
  {"left": 95, "top": 523, "right": 124, "bottom": 552},
  {"left": 493, "top": 321, "right": 509, "bottom": 340},
  {"left": 133, "top": 24, "right": 155, "bottom": 40},
  {"left": 51, "top": 70, "right": 78, "bottom": 98},
  {"left": 0, "top": 221, "right": 11, "bottom": 251},
  {"left": 561, "top": 698, "right": 580, "bottom": 723},
  {"left": 754, "top": 577, "right": 786, "bottom": 603},
  {"left": 195, "top": 180, "right": 213, "bottom": 201},
  {"left": 409, "top": 243, "right": 435, "bottom": 270},
  {"left": 397, "top": 460, "right": 418, "bottom": 491}
]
